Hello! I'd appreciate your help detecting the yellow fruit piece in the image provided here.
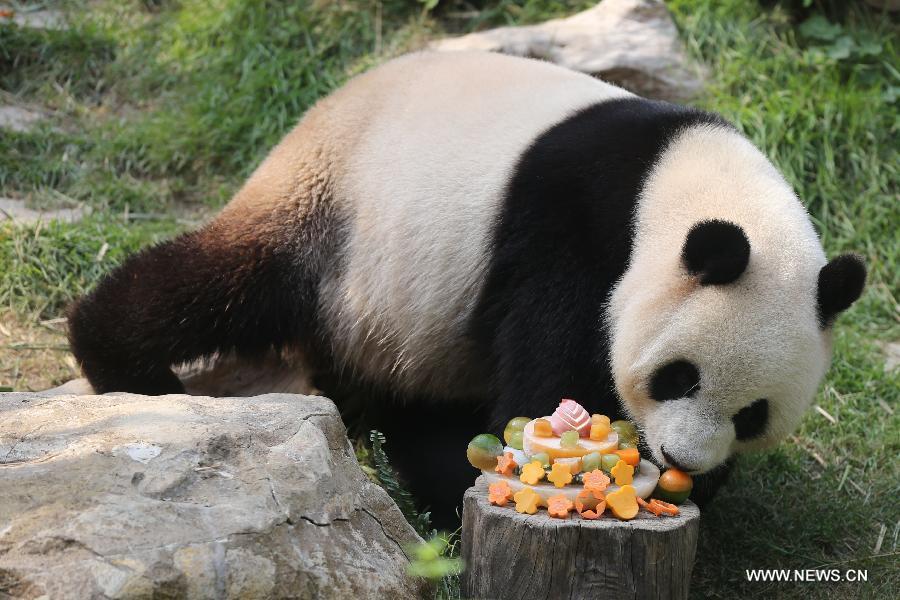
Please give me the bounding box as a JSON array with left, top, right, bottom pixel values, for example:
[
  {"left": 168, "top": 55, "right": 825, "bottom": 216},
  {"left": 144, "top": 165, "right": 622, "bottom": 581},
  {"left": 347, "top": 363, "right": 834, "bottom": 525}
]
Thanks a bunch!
[
  {"left": 610, "top": 459, "right": 634, "bottom": 486},
  {"left": 533, "top": 418, "right": 553, "bottom": 437},
  {"left": 519, "top": 460, "right": 546, "bottom": 486},
  {"left": 513, "top": 486, "right": 542, "bottom": 514},
  {"left": 607, "top": 484, "right": 639, "bottom": 519},
  {"left": 589, "top": 415, "right": 611, "bottom": 440},
  {"left": 547, "top": 462, "right": 573, "bottom": 488}
]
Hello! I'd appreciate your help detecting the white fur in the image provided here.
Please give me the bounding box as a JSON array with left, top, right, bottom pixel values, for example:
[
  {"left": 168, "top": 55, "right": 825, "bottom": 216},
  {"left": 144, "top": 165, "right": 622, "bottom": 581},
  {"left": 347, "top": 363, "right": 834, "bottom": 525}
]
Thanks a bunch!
[
  {"left": 607, "top": 124, "right": 830, "bottom": 472},
  {"left": 320, "top": 51, "right": 631, "bottom": 397}
]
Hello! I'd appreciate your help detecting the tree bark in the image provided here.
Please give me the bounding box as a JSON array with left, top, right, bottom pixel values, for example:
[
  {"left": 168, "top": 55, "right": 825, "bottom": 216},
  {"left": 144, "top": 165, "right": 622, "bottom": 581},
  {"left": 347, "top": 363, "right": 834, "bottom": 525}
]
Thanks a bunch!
[{"left": 462, "top": 476, "right": 700, "bottom": 599}]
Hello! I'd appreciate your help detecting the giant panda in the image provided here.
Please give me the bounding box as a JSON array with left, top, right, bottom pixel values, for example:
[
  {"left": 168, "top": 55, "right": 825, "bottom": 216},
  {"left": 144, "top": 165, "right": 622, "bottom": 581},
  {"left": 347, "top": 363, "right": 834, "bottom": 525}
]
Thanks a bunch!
[{"left": 68, "top": 51, "right": 866, "bottom": 526}]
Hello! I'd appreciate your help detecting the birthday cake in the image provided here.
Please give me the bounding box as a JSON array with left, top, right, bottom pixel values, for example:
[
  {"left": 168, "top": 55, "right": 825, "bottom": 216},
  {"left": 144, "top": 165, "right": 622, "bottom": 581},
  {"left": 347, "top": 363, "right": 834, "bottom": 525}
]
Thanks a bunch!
[{"left": 466, "top": 399, "right": 693, "bottom": 520}]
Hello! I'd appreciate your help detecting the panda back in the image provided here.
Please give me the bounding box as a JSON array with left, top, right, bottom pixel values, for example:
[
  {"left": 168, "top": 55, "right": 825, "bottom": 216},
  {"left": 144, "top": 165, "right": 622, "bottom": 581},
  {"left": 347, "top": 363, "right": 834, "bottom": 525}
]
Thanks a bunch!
[{"left": 321, "top": 51, "right": 631, "bottom": 396}]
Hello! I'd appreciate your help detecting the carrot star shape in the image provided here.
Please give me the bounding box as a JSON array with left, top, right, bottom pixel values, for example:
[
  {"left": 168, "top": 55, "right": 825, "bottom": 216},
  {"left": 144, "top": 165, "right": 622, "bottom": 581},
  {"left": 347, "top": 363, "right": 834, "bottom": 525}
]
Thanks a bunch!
[
  {"left": 495, "top": 451, "right": 517, "bottom": 476},
  {"left": 488, "top": 480, "right": 513, "bottom": 506},
  {"left": 513, "top": 486, "right": 542, "bottom": 514},
  {"left": 519, "top": 460, "right": 546, "bottom": 486},
  {"left": 610, "top": 459, "right": 634, "bottom": 486},
  {"left": 582, "top": 469, "right": 610, "bottom": 494},
  {"left": 547, "top": 494, "right": 574, "bottom": 519},
  {"left": 575, "top": 489, "right": 606, "bottom": 520}
]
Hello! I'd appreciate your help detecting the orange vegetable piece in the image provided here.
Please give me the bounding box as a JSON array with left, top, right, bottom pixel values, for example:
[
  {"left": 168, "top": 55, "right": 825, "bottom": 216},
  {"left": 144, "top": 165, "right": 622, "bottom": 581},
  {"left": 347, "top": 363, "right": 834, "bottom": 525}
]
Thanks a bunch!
[
  {"left": 637, "top": 496, "right": 662, "bottom": 517},
  {"left": 488, "top": 480, "right": 513, "bottom": 506},
  {"left": 582, "top": 469, "right": 610, "bottom": 494},
  {"left": 547, "top": 494, "right": 574, "bottom": 518},
  {"left": 575, "top": 488, "right": 605, "bottom": 519},
  {"left": 495, "top": 452, "right": 517, "bottom": 476},
  {"left": 658, "top": 468, "right": 693, "bottom": 492},
  {"left": 519, "top": 460, "right": 546, "bottom": 486},
  {"left": 614, "top": 447, "right": 640, "bottom": 466},
  {"left": 606, "top": 485, "right": 639, "bottom": 520},
  {"left": 649, "top": 499, "right": 680, "bottom": 516},
  {"left": 513, "top": 486, "right": 542, "bottom": 514},
  {"left": 610, "top": 459, "right": 634, "bottom": 486},
  {"left": 547, "top": 462, "right": 573, "bottom": 488},
  {"left": 589, "top": 415, "right": 611, "bottom": 440},
  {"left": 533, "top": 418, "right": 553, "bottom": 437}
]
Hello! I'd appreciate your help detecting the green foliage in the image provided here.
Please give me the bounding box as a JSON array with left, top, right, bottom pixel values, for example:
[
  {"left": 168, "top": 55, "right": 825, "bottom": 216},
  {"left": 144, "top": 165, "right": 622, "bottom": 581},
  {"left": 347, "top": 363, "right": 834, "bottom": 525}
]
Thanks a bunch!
[
  {"left": 406, "top": 535, "right": 464, "bottom": 596},
  {"left": 0, "top": 215, "right": 180, "bottom": 317},
  {"left": 0, "top": 20, "right": 115, "bottom": 100},
  {"left": 360, "top": 432, "right": 461, "bottom": 598},
  {"left": 368, "top": 430, "right": 434, "bottom": 538},
  {"left": 798, "top": 15, "right": 884, "bottom": 62}
]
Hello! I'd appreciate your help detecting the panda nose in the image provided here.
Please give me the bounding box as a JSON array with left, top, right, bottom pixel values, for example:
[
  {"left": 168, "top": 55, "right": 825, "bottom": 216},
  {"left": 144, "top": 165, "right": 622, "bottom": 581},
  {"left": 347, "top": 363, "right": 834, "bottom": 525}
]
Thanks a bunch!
[{"left": 660, "top": 445, "right": 695, "bottom": 472}]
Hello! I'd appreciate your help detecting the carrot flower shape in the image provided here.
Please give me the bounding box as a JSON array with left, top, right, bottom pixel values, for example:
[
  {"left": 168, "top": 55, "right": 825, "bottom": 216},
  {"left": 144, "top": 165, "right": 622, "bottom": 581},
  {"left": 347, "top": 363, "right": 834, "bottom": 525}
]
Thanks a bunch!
[
  {"left": 547, "top": 494, "right": 574, "bottom": 518},
  {"left": 495, "top": 452, "right": 517, "bottom": 476},
  {"left": 582, "top": 469, "right": 610, "bottom": 494},
  {"left": 488, "top": 480, "right": 513, "bottom": 506}
]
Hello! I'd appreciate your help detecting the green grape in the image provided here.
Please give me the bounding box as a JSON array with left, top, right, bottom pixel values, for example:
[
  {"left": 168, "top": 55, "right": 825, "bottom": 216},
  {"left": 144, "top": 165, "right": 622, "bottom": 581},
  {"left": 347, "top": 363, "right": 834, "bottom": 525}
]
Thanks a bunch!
[
  {"left": 507, "top": 430, "right": 524, "bottom": 451},
  {"left": 581, "top": 452, "right": 602, "bottom": 473},
  {"left": 600, "top": 454, "right": 620, "bottom": 473},
  {"left": 617, "top": 439, "right": 637, "bottom": 450},
  {"left": 560, "top": 430, "right": 580, "bottom": 449},
  {"left": 530, "top": 452, "right": 550, "bottom": 467},
  {"left": 611, "top": 420, "right": 639, "bottom": 445},
  {"left": 503, "top": 416, "right": 531, "bottom": 445},
  {"left": 466, "top": 434, "right": 503, "bottom": 470}
]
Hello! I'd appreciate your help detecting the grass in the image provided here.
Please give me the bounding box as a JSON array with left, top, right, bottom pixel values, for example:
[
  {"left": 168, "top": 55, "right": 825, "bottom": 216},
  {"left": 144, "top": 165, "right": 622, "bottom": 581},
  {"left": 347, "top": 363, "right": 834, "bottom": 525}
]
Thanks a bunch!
[{"left": 1, "top": 0, "right": 897, "bottom": 597}]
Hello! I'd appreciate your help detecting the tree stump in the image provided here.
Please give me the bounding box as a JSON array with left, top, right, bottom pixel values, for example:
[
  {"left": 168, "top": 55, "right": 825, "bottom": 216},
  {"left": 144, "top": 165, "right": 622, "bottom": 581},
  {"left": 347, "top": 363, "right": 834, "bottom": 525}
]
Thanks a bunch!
[{"left": 462, "top": 476, "right": 700, "bottom": 599}]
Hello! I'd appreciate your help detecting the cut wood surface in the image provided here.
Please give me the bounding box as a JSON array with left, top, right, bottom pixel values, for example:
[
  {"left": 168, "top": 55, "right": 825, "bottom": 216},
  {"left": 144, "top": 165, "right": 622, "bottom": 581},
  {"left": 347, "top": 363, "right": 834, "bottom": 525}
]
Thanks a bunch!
[{"left": 462, "top": 476, "right": 700, "bottom": 600}]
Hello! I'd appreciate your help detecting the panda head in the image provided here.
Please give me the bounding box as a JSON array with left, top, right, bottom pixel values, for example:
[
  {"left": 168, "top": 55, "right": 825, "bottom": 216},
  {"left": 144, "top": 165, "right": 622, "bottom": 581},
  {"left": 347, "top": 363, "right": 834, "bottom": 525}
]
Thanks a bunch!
[{"left": 607, "top": 125, "right": 866, "bottom": 475}]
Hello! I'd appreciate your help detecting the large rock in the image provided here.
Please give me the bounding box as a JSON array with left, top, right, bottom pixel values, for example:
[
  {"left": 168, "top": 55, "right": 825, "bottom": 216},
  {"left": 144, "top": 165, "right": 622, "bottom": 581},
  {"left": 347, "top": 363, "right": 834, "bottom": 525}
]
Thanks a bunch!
[
  {"left": 0, "top": 393, "right": 429, "bottom": 599},
  {"left": 429, "top": 0, "right": 706, "bottom": 101}
]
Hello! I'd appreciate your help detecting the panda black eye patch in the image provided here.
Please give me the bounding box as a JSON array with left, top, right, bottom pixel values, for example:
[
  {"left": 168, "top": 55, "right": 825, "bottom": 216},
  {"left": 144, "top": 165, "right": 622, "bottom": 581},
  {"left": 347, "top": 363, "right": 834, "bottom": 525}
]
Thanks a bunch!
[
  {"left": 733, "top": 398, "right": 769, "bottom": 441},
  {"left": 649, "top": 360, "right": 701, "bottom": 401}
]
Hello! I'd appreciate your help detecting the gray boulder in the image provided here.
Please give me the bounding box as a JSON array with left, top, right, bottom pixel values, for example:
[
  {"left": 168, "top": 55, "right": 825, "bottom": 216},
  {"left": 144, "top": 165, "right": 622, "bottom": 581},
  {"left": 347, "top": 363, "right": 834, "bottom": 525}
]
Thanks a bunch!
[
  {"left": 0, "top": 392, "right": 429, "bottom": 599},
  {"left": 429, "top": 0, "right": 706, "bottom": 101}
]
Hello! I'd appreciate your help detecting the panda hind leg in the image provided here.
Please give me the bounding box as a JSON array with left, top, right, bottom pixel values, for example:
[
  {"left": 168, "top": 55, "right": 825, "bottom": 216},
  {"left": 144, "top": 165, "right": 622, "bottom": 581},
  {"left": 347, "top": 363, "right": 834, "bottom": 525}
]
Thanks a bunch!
[{"left": 67, "top": 220, "right": 310, "bottom": 395}]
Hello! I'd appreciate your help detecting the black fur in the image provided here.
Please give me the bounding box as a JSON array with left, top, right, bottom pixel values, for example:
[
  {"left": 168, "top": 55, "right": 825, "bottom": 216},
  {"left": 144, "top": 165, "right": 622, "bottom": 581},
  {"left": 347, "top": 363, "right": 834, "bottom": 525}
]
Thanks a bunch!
[
  {"left": 732, "top": 398, "right": 769, "bottom": 441},
  {"left": 681, "top": 220, "right": 751, "bottom": 285},
  {"left": 816, "top": 253, "right": 866, "bottom": 328},
  {"left": 470, "top": 98, "right": 726, "bottom": 429},
  {"left": 68, "top": 212, "right": 340, "bottom": 394},
  {"left": 649, "top": 360, "right": 701, "bottom": 401}
]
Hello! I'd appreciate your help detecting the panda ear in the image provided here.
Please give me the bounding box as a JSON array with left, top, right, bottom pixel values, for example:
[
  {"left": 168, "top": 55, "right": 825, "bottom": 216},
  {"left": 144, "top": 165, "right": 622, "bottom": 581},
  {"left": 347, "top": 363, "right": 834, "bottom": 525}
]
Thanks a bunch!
[
  {"left": 817, "top": 254, "right": 866, "bottom": 327},
  {"left": 681, "top": 220, "right": 751, "bottom": 285}
]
